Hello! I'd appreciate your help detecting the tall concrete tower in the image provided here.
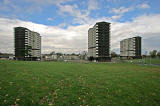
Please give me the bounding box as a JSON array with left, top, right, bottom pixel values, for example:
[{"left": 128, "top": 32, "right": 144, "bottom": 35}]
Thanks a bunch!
[
  {"left": 120, "top": 36, "right": 142, "bottom": 59},
  {"left": 88, "top": 22, "right": 111, "bottom": 61},
  {"left": 14, "top": 27, "right": 41, "bottom": 60}
]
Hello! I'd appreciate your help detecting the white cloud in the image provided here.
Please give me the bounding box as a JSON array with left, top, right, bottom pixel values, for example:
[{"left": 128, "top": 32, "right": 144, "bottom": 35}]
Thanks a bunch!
[
  {"left": 138, "top": 3, "right": 150, "bottom": 9},
  {"left": 109, "top": 6, "right": 134, "bottom": 15},
  {"left": 26, "top": 0, "right": 72, "bottom": 5},
  {"left": 58, "top": 23, "right": 66, "bottom": 28},
  {"left": 58, "top": 4, "right": 78, "bottom": 16},
  {"left": 88, "top": 0, "right": 99, "bottom": 10},
  {"left": 111, "top": 15, "right": 122, "bottom": 20},
  {"left": 47, "top": 18, "right": 53, "bottom": 21},
  {"left": 109, "top": 3, "right": 150, "bottom": 16},
  {"left": 57, "top": 0, "right": 99, "bottom": 25},
  {"left": 0, "top": 0, "right": 74, "bottom": 15},
  {"left": 58, "top": 4, "right": 90, "bottom": 24},
  {"left": 0, "top": 18, "right": 89, "bottom": 54},
  {"left": 110, "top": 14, "right": 160, "bottom": 52},
  {"left": 0, "top": 14, "right": 160, "bottom": 54},
  {"left": 0, "top": 0, "right": 21, "bottom": 13}
]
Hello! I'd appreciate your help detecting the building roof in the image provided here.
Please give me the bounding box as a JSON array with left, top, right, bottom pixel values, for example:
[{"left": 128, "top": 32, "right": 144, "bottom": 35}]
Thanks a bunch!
[
  {"left": 14, "top": 26, "right": 30, "bottom": 30},
  {"left": 96, "top": 21, "right": 111, "bottom": 24},
  {"left": 14, "top": 27, "right": 41, "bottom": 36},
  {"left": 121, "top": 36, "right": 142, "bottom": 41}
]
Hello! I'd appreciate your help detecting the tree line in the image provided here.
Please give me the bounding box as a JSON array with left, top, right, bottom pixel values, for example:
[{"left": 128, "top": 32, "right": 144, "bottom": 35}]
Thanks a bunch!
[{"left": 111, "top": 50, "right": 160, "bottom": 58}]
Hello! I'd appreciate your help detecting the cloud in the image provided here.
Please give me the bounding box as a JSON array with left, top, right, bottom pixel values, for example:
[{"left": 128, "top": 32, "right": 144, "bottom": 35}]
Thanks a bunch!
[
  {"left": 0, "top": 14, "right": 160, "bottom": 54},
  {"left": 57, "top": 0, "right": 99, "bottom": 25},
  {"left": 26, "top": 0, "right": 73, "bottom": 13},
  {"left": 109, "top": 3, "right": 150, "bottom": 16},
  {"left": 143, "top": 33, "right": 160, "bottom": 51},
  {"left": 58, "top": 4, "right": 78, "bottom": 16},
  {"left": 47, "top": 18, "right": 53, "bottom": 21},
  {"left": 88, "top": 0, "right": 99, "bottom": 10},
  {"left": 58, "top": 4, "right": 90, "bottom": 24},
  {"left": 25, "top": 0, "right": 73, "bottom": 5},
  {"left": 138, "top": 3, "right": 150, "bottom": 9},
  {"left": 110, "top": 14, "right": 160, "bottom": 53},
  {"left": 111, "top": 15, "right": 122, "bottom": 20},
  {"left": 109, "top": 6, "right": 134, "bottom": 15},
  {"left": 0, "top": 0, "right": 74, "bottom": 16},
  {"left": 58, "top": 23, "right": 66, "bottom": 28},
  {"left": 0, "top": 0, "right": 21, "bottom": 13},
  {"left": 0, "top": 18, "right": 89, "bottom": 54}
]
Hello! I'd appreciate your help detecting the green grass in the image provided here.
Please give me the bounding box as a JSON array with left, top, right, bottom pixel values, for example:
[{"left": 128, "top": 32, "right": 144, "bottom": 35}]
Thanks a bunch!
[
  {"left": 0, "top": 60, "right": 160, "bottom": 105},
  {"left": 141, "top": 58, "right": 160, "bottom": 64},
  {"left": 125, "top": 58, "right": 160, "bottom": 65}
]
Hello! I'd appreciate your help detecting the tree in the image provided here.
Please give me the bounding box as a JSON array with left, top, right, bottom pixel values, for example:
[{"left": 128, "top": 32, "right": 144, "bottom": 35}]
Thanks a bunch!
[
  {"left": 88, "top": 56, "right": 94, "bottom": 61},
  {"left": 56, "top": 53, "right": 63, "bottom": 60},
  {"left": 157, "top": 51, "right": 160, "bottom": 58},
  {"left": 71, "top": 53, "right": 76, "bottom": 55},
  {"left": 111, "top": 51, "right": 118, "bottom": 58},
  {"left": 81, "top": 51, "right": 87, "bottom": 60},
  {"left": 56, "top": 53, "right": 62, "bottom": 56},
  {"left": 149, "top": 50, "right": 157, "bottom": 58},
  {"left": 50, "top": 51, "right": 55, "bottom": 55}
]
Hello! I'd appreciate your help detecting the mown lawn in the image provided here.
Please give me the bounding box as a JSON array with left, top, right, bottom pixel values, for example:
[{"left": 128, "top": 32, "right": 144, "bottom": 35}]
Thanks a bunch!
[
  {"left": 0, "top": 60, "right": 160, "bottom": 105},
  {"left": 125, "top": 58, "right": 160, "bottom": 65},
  {"left": 144, "top": 58, "right": 160, "bottom": 64}
]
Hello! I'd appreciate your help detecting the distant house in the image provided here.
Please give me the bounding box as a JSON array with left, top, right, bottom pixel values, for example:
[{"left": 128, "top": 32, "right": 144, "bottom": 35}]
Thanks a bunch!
[
  {"left": 63, "top": 54, "right": 80, "bottom": 60},
  {"left": 42, "top": 54, "right": 57, "bottom": 61},
  {"left": 9, "top": 54, "right": 14, "bottom": 60},
  {"left": 42, "top": 53, "right": 84, "bottom": 61},
  {"left": 0, "top": 53, "right": 14, "bottom": 60}
]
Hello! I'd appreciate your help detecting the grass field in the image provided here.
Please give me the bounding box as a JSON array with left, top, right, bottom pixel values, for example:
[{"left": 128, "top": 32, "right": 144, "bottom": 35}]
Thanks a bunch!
[
  {"left": 0, "top": 60, "right": 160, "bottom": 105},
  {"left": 124, "top": 58, "right": 160, "bottom": 65}
]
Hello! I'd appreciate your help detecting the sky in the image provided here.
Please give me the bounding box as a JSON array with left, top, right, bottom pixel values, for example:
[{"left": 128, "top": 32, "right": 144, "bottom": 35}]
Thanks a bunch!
[{"left": 0, "top": 0, "right": 160, "bottom": 54}]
